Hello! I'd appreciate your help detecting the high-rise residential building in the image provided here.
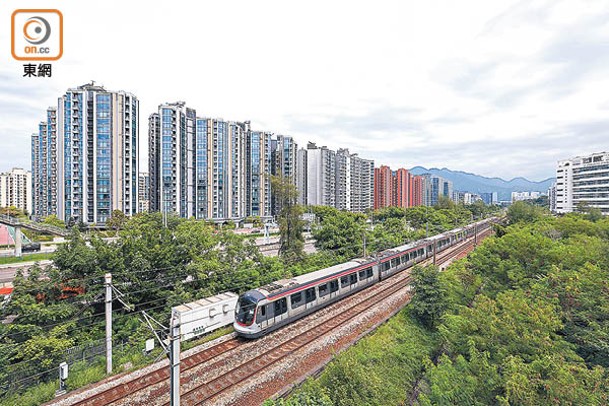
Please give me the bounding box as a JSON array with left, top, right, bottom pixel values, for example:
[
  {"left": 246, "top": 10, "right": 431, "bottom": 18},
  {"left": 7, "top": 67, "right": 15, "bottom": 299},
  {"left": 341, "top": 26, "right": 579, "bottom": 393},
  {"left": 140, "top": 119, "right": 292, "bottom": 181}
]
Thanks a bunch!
[
  {"left": 394, "top": 168, "right": 412, "bottom": 208},
  {"left": 335, "top": 149, "right": 352, "bottom": 211},
  {"left": 31, "top": 107, "right": 58, "bottom": 218},
  {"left": 350, "top": 154, "right": 374, "bottom": 212},
  {"left": 374, "top": 165, "right": 393, "bottom": 209},
  {"left": 31, "top": 83, "right": 139, "bottom": 224},
  {"left": 334, "top": 149, "right": 374, "bottom": 213},
  {"left": 148, "top": 113, "right": 160, "bottom": 213},
  {"left": 548, "top": 184, "right": 557, "bottom": 212},
  {"left": 306, "top": 143, "right": 336, "bottom": 207},
  {"left": 149, "top": 108, "right": 271, "bottom": 221},
  {"left": 374, "top": 166, "right": 414, "bottom": 210},
  {"left": 421, "top": 174, "right": 452, "bottom": 206},
  {"left": 0, "top": 168, "right": 32, "bottom": 214},
  {"left": 296, "top": 148, "right": 308, "bottom": 206},
  {"left": 412, "top": 175, "right": 425, "bottom": 206},
  {"left": 138, "top": 172, "right": 150, "bottom": 213},
  {"left": 246, "top": 129, "right": 272, "bottom": 218},
  {"left": 149, "top": 102, "right": 196, "bottom": 219},
  {"left": 270, "top": 135, "right": 298, "bottom": 215},
  {"left": 555, "top": 151, "right": 609, "bottom": 214},
  {"left": 271, "top": 135, "right": 297, "bottom": 182}
]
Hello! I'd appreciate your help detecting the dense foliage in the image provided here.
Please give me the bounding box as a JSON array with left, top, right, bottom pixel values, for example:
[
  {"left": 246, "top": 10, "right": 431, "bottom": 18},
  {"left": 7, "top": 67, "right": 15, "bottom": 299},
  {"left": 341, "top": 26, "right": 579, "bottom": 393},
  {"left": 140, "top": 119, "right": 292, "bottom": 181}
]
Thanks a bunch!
[
  {"left": 311, "top": 202, "right": 500, "bottom": 259},
  {"left": 0, "top": 200, "right": 500, "bottom": 403},
  {"left": 271, "top": 206, "right": 609, "bottom": 405},
  {"left": 0, "top": 212, "right": 340, "bottom": 402}
]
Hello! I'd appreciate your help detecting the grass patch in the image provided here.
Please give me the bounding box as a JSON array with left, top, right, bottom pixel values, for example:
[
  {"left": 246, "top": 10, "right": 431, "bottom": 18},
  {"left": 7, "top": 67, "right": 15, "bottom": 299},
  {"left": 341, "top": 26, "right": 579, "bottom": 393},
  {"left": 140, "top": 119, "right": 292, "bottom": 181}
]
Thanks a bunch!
[
  {"left": 0, "top": 253, "right": 53, "bottom": 265},
  {"left": 269, "top": 308, "right": 436, "bottom": 406}
]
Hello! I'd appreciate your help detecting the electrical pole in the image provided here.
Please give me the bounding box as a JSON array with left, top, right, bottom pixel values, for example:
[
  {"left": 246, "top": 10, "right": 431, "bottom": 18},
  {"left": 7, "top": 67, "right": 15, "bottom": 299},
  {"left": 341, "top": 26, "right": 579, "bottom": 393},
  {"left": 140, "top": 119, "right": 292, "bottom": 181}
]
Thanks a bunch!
[
  {"left": 169, "top": 309, "right": 181, "bottom": 406},
  {"left": 474, "top": 220, "right": 478, "bottom": 247},
  {"left": 363, "top": 232, "right": 367, "bottom": 257},
  {"left": 14, "top": 225, "right": 22, "bottom": 258},
  {"left": 105, "top": 273, "right": 113, "bottom": 374}
]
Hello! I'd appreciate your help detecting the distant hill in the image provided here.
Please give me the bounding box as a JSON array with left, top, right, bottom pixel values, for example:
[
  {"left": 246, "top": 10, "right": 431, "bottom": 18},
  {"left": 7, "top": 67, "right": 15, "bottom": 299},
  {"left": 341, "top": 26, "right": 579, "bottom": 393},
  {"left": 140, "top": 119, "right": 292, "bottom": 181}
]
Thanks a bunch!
[{"left": 408, "top": 166, "right": 555, "bottom": 201}]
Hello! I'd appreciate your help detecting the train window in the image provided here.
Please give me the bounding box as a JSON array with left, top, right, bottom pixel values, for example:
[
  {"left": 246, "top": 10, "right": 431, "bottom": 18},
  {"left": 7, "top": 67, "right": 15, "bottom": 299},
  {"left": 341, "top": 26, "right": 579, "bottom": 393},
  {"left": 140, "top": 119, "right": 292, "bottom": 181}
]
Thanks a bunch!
[
  {"left": 359, "top": 270, "right": 367, "bottom": 279},
  {"left": 305, "top": 287, "right": 316, "bottom": 303},
  {"left": 401, "top": 255, "right": 407, "bottom": 263},
  {"left": 340, "top": 275, "right": 349, "bottom": 287},
  {"left": 330, "top": 280, "right": 339, "bottom": 292},
  {"left": 319, "top": 283, "right": 329, "bottom": 297},
  {"left": 383, "top": 262, "right": 391, "bottom": 271},
  {"left": 291, "top": 292, "right": 303, "bottom": 308},
  {"left": 366, "top": 268, "right": 373, "bottom": 278},
  {"left": 256, "top": 304, "right": 268, "bottom": 323},
  {"left": 349, "top": 273, "right": 358, "bottom": 285},
  {"left": 391, "top": 258, "right": 397, "bottom": 268},
  {"left": 274, "top": 298, "right": 287, "bottom": 315}
]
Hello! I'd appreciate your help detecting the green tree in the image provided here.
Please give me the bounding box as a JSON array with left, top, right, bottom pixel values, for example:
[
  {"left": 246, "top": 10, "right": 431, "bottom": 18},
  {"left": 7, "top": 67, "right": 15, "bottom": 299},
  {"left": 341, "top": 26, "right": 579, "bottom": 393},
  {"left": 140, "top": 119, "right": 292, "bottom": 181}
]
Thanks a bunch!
[
  {"left": 106, "top": 209, "right": 128, "bottom": 235},
  {"left": 507, "top": 201, "right": 546, "bottom": 224},
  {"left": 0, "top": 206, "right": 27, "bottom": 218},
  {"left": 272, "top": 175, "right": 305, "bottom": 264},
  {"left": 41, "top": 214, "right": 65, "bottom": 228},
  {"left": 410, "top": 265, "right": 447, "bottom": 329},
  {"left": 312, "top": 208, "right": 366, "bottom": 258}
]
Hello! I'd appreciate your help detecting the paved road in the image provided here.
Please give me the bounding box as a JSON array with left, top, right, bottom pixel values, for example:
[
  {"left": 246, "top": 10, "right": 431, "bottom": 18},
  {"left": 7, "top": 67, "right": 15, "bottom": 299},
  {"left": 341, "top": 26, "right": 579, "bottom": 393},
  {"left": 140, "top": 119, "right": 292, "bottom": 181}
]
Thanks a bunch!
[{"left": 0, "top": 260, "right": 52, "bottom": 285}]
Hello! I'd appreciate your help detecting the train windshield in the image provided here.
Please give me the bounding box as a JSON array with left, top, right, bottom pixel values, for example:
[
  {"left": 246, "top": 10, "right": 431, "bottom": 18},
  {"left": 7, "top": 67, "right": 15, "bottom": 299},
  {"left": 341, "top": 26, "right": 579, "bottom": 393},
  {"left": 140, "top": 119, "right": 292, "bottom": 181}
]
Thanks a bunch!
[{"left": 235, "top": 295, "right": 258, "bottom": 325}]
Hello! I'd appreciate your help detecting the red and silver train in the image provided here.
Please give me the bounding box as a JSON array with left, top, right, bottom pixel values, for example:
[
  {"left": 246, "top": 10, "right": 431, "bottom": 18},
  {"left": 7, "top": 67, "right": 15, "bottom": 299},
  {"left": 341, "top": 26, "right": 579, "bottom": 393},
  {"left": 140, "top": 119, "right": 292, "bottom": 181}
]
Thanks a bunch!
[{"left": 235, "top": 217, "right": 496, "bottom": 338}]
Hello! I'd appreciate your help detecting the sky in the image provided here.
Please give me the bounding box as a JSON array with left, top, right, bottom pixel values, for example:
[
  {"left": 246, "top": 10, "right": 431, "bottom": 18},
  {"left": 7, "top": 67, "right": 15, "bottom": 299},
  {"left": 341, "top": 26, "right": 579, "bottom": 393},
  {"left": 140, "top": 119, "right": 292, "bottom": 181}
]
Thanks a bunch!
[{"left": 1, "top": 0, "right": 608, "bottom": 181}]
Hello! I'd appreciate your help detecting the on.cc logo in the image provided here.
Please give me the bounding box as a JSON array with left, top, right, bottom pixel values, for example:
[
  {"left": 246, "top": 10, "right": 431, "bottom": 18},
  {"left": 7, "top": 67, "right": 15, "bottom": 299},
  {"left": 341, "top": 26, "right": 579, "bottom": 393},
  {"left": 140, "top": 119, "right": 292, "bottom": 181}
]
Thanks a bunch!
[
  {"left": 11, "top": 9, "right": 63, "bottom": 61},
  {"left": 23, "top": 16, "right": 52, "bottom": 45}
]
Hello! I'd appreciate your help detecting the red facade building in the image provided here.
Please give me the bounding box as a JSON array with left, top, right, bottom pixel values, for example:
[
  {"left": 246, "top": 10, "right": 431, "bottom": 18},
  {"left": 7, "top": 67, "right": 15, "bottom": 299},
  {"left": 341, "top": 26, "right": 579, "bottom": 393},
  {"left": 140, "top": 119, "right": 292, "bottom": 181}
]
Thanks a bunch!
[
  {"left": 374, "top": 166, "right": 419, "bottom": 209},
  {"left": 412, "top": 175, "right": 424, "bottom": 207},
  {"left": 374, "top": 165, "right": 393, "bottom": 209}
]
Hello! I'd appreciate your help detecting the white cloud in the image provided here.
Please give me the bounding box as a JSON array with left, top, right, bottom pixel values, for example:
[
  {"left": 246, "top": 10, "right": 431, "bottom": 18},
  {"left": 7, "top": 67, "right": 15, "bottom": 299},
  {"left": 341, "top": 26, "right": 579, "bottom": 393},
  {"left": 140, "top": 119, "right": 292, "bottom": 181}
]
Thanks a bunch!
[{"left": 0, "top": 0, "right": 607, "bottom": 180}]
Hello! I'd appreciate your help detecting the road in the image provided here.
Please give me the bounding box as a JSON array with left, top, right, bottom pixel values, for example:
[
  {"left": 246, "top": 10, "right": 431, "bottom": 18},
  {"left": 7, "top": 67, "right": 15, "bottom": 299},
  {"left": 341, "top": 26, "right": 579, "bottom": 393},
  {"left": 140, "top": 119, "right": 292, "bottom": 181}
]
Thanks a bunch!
[{"left": 0, "top": 260, "right": 53, "bottom": 287}]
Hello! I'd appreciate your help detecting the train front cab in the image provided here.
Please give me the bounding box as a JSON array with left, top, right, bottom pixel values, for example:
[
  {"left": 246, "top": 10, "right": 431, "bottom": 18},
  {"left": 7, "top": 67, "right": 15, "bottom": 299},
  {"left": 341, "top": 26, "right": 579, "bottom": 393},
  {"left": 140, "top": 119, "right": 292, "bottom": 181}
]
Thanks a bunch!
[{"left": 234, "top": 290, "right": 266, "bottom": 338}]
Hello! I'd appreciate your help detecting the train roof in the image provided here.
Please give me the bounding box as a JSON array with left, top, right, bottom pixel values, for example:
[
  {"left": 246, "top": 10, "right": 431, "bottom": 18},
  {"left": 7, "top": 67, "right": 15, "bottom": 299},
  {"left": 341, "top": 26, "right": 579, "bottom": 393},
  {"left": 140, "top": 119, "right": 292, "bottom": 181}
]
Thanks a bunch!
[
  {"left": 259, "top": 257, "right": 373, "bottom": 297},
  {"left": 379, "top": 240, "right": 419, "bottom": 258}
]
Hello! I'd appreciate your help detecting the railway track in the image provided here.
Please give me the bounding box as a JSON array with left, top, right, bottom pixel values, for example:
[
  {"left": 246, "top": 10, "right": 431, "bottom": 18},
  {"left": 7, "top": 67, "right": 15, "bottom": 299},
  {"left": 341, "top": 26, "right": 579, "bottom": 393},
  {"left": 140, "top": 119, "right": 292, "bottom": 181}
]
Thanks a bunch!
[
  {"left": 170, "top": 233, "right": 488, "bottom": 405},
  {"left": 71, "top": 338, "right": 242, "bottom": 406},
  {"left": 58, "top": 229, "right": 492, "bottom": 406}
]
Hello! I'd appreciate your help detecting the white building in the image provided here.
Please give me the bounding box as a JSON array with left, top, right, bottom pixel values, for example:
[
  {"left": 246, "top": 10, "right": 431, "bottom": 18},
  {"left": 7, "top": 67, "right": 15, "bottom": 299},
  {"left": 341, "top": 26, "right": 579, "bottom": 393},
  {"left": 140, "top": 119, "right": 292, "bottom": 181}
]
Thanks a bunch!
[
  {"left": 548, "top": 183, "right": 557, "bottom": 212},
  {"left": 32, "top": 83, "right": 139, "bottom": 224},
  {"left": 555, "top": 152, "right": 609, "bottom": 214},
  {"left": 306, "top": 143, "right": 336, "bottom": 207},
  {"left": 0, "top": 168, "right": 32, "bottom": 214},
  {"left": 138, "top": 172, "right": 150, "bottom": 213},
  {"left": 511, "top": 191, "right": 542, "bottom": 202}
]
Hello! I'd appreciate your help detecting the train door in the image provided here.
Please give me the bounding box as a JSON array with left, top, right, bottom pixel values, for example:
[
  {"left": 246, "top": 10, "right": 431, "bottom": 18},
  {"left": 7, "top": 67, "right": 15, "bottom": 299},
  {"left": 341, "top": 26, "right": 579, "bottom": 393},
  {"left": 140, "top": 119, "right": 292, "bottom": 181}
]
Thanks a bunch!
[
  {"left": 329, "top": 279, "right": 339, "bottom": 299},
  {"left": 304, "top": 287, "right": 317, "bottom": 310},
  {"left": 272, "top": 298, "right": 288, "bottom": 325},
  {"left": 257, "top": 302, "right": 274, "bottom": 329}
]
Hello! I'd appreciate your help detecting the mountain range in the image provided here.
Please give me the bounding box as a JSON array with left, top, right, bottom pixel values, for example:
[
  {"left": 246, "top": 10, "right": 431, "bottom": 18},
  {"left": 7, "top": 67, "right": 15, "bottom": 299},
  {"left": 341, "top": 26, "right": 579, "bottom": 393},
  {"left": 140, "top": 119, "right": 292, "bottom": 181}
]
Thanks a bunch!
[{"left": 408, "top": 167, "right": 555, "bottom": 202}]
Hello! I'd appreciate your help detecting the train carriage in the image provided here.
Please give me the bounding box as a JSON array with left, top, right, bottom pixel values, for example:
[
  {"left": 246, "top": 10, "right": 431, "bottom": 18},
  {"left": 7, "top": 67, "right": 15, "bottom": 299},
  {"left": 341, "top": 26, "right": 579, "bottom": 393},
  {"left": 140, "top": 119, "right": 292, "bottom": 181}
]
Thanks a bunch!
[{"left": 235, "top": 217, "right": 498, "bottom": 338}]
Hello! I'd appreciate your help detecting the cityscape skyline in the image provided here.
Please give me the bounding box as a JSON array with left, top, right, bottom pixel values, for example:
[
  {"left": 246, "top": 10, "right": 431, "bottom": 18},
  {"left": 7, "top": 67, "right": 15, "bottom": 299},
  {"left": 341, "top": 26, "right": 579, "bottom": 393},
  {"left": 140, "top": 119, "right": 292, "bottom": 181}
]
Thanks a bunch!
[{"left": 2, "top": 0, "right": 608, "bottom": 181}]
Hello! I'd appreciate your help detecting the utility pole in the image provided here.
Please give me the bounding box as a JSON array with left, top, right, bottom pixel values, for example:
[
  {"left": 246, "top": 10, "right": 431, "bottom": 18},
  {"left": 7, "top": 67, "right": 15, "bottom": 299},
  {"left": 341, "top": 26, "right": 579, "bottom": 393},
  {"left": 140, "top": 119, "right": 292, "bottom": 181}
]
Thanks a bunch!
[
  {"left": 169, "top": 309, "right": 181, "bottom": 406},
  {"left": 105, "top": 273, "right": 113, "bottom": 374},
  {"left": 474, "top": 220, "right": 478, "bottom": 247},
  {"left": 363, "top": 232, "right": 367, "bottom": 257},
  {"left": 14, "top": 225, "right": 22, "bottom": 258}
]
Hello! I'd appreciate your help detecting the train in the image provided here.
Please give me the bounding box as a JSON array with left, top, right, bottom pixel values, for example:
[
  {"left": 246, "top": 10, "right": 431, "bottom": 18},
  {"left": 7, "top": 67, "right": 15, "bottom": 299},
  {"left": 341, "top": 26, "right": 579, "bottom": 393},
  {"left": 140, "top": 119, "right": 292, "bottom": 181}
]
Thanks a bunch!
[{"left": 234, "top": 217, "right": 497, "bottom": 338}]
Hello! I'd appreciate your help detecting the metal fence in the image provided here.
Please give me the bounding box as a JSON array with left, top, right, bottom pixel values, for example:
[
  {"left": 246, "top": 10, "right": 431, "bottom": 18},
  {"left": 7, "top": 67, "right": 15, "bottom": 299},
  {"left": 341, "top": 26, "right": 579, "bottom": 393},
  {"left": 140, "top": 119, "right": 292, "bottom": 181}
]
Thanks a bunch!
[{"left": 1, "top": 337, "right": 129, "bottom": 395}]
